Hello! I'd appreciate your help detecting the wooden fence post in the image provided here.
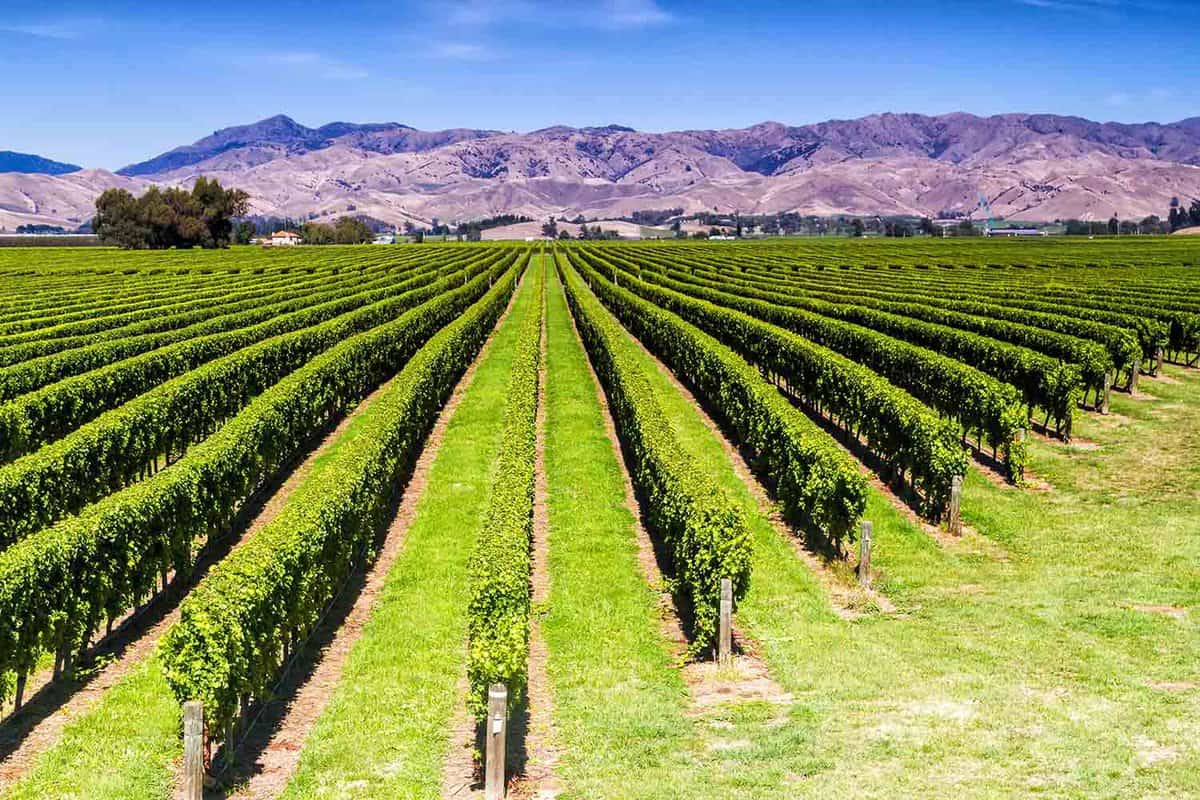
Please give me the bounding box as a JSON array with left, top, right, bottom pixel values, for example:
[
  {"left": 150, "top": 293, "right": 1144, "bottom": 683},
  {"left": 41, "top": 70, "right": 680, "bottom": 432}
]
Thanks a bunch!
[
  {"left": 718, "top": 578, "right": 733, "bottom": 667},
  {"left": 182, "top": 701, "right": 204, "bottom": 800},
  {"left": 1155, "top": 347, "right": 1164, "bottom": 376},
  {"left": 485, "top": 684, "right": 508, "bottom": 800},
  {"left": 858, "top": 521, "right": 873, "bottom": 586},
  {"left": 948, "top": 475, "right": 963, "bottom": 536},
  {"left": 1101, "top": 371, "right": 1113, "bottom": 414},
  {"left": 1129, "top": 356, "right": 1140, "bottom": 393}
]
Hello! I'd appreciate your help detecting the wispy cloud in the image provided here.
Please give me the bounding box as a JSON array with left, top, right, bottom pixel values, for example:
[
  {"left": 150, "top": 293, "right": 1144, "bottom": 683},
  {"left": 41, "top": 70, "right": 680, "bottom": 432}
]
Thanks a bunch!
[
  {"left": 1106, "top": 87, "right": 1173, "bottom": 108},
  {"left": 431, "top": 41, "right": 495, "bottom": 61},
  {"left": 242, "top": 50, "right": 368, "bottom": 81},
  {"left": 441, "top": 0, "right": 673, "bottom": 30},
  {"left": 1014, "top": 0, "right": 1148, "bottom": 13},
  {"left": 0, "top": 18, "right": 101, "bottom": 40},
  {"left": 609, "top": 0, "right": 673, "bottom": 27}
]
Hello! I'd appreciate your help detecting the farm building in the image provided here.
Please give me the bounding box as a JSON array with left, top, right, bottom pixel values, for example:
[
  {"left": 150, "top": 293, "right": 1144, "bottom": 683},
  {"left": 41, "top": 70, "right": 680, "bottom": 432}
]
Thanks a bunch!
[
  {"left": 268, "top": 231, "right": 303, "bottom": 246},
  {"left": 985, "top": 228, "right": 1047, "bottom": 237}
]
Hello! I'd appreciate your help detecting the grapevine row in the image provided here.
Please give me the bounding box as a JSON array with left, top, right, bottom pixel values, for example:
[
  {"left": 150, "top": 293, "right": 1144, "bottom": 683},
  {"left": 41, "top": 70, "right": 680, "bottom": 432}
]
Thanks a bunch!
[
  {"left": 159, "top": 258, "right": 522, "bottom": 738},
  {"left": 466, "top": 258, "right": 545, "bottom": 717},
  {"left": 0, "top": 260, "right": 506, "bottom": 547},
  {"left": 559, "top": 254, "right": 752, "bottom": 653},
  {"left": 564, "top": 252, "right": 868, "bottom": 546},
  {"left": 0, "top": 258, "right": 517, "bottom": 701}
]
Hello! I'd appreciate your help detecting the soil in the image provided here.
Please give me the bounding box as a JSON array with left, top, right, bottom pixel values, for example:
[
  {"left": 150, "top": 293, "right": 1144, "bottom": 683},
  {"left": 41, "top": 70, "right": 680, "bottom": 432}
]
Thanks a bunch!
[
  {"left": 1131, "top": 604, "right": 1189, "bottom": 620},
  {"left": 508, "top": 295, "right": 563, "bottom": 800}
]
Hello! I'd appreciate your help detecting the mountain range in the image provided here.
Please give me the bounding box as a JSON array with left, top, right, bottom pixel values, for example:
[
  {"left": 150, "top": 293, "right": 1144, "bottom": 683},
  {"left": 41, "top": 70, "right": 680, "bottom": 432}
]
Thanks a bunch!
[
  {"left": 3, "top": 112, "right": 1200, "bottom": 232},
  {"left": 0, "top": 151, "right": 81, "bottom": 176}
]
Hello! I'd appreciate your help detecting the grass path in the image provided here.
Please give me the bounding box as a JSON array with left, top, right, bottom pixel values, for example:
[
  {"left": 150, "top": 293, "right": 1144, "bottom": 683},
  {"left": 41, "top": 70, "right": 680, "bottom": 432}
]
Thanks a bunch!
[
  {"left": 276, "top": 264, "right": 539, "bottom": 800},
  {"left": 540, "top": 260, "right": 705, "bottom": 799}
]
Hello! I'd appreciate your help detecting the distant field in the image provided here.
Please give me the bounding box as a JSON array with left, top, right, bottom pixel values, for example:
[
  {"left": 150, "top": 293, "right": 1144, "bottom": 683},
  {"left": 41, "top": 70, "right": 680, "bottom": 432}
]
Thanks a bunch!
[
  {"left": 0, "top": 238, "right": 1195, "bottom": 799},
  {"left": 0, "top": 235, "right": 102, "bottom": 247}
]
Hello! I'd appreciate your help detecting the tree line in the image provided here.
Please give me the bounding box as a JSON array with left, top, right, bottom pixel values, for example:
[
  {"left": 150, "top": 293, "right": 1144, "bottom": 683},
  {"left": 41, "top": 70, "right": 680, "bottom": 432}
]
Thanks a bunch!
[
  {"left": 1168, "top": 197, "right": 1200, "bottom": 232},
  {"left": 94, "top": 178, "right": 249, "bottom": 249}
]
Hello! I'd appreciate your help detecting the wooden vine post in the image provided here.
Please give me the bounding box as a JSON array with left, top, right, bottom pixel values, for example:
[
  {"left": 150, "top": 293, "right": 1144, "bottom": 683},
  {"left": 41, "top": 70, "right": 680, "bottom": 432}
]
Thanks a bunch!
[
  {"left": 718, "top": 578, "right": 733, "bottom": 667},
  {"left": 485, "top": 684, "right": 508, "bottom": 800},
  {"left": 948, "top": 475, "right": 963, "bottom": 536},
  {"left": 1101, "top": 370, "right": 1113, "bottom": 415},
  {"left": 858, "top": 520, "right": 873, "bottom": 586},
  {"left": 182, "top": 700, "right": 205, "bottom": 800},
  {"left": 1129, "top": 356, "right": 1140, "bottom": 393}
]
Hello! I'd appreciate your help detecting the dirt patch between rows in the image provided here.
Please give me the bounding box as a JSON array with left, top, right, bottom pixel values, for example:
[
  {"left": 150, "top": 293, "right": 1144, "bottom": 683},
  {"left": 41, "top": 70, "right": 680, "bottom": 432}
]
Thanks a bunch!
[
  {"left": 509, "top": 291, "right": 564, "bottom": 800},
  {"left": 1131, "top": 604, "right": 1189, "bottom": 620}
]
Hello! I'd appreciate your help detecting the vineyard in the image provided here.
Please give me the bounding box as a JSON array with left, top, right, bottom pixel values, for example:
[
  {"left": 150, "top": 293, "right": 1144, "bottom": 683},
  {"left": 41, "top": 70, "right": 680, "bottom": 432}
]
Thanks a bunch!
[{"left": 0, "top": 238, "right": 1196, "bottom": 799}]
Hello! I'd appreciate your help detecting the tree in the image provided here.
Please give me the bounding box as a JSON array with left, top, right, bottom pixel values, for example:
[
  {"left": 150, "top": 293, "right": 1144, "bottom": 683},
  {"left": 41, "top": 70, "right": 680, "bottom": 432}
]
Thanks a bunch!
[
  {"left": 1190, "top": 200, "right": 1200, "bottom": 228},
  {"left": 93, "top": 188, "right": 149, "bottom": 249},
  {"left": 1168, "top": 197, "right": 1185, "bottom": 231},
  {"left": 919, "top": 217, "right": 937, "bottom": 236},
  {"left": 558, "top": 229, "right": 571, "bottom": 240},
  {"left": 191, "top": 176, "right": 250, "bottom": 247},
  {"left": 850, "top": 218, "right": 865, "bottom": 238},
  {"left": 1108, "top": 214, "right": 1120, "bottom": 235},
  {"left": 93, "top": 178, "right": 248, "bottom": 249},
  {"left": 234, "top": 221, "right": 255, "bottom": 245},
  {"left": 541, "top": 217, "right": 558, "bottom": 238},
  {"left": 333, "top": 216, "right": 373, "bottom": 244},
  {"left": 300, "top": 222, "right": 335, "bottom": 245}
]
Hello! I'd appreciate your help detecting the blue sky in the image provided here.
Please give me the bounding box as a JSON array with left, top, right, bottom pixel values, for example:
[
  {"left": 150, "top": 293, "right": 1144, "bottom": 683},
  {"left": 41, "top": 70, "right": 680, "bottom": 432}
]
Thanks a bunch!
[{"left": 1, "top": 0, "right": 1196, "bottom": 170}]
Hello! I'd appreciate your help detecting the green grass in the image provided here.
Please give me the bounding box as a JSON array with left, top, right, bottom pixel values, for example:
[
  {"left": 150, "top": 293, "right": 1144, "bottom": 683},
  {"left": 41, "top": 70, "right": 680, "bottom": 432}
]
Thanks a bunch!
[
  {"left": 278, "top": 263, "right": 539, "bottom": 800},
  {"left": 540, "top": 258, "right": 704, "bottom": 799},
  {"left": 1, "top": 658, "right": 180, "bottom": 800},
  {"left": 590, "top": 266, "right": 1200, "bottom": 798}
]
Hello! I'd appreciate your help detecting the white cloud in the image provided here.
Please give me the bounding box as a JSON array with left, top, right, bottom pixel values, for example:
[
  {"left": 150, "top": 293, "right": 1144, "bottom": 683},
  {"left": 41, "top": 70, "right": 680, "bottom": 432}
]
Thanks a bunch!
[
  {"left": 439, "top": 0, "right": 673, "bottom": 30},
  {"left": 244, "top": 51, "right": 368, "bottom": 81},
  {"left": 0, "top": 18, "right": 101, "bottom": 40},
  {"left": 609, "top": 0, "right": 673, "bottom": 27},
  {"left": 1014, "top": 0, "right": 1154, "bottom": 13},
  {"left": 1104, "top": 88, "right": 1176, "bottom": 111},
  {"left": 432, "top": 42, "right": 495, "bottom": 61}
]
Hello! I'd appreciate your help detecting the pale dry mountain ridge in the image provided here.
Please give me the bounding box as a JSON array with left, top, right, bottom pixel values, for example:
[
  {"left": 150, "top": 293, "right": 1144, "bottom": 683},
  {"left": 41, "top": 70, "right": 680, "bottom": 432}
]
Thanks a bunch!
[{"left": 4, "top": 112, "right": 1200, "bottom": 231}]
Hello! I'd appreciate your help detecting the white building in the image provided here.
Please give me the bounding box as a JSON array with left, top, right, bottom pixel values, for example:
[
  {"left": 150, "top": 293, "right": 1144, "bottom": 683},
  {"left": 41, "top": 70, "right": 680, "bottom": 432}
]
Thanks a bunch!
[
  {"left": 372, "top": 233, "right": 396, "bottom": 245},
  {"left": 269, "top": 231, "right": 303, "bottom": 246}
]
